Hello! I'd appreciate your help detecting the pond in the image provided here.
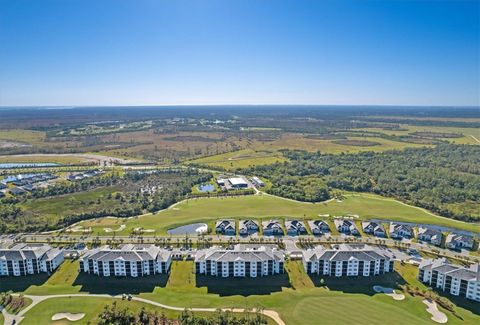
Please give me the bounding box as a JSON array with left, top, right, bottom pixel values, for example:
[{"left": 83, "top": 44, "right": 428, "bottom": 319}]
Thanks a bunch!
[
  {"left": 197, "top": 183, "right": 215, "bottom": 193},
  {"left": 0, "top": 162, "right": 60, "bottom": 169},
  {"left": 167, "top": 223, "right": 208, "bottom": 235}
]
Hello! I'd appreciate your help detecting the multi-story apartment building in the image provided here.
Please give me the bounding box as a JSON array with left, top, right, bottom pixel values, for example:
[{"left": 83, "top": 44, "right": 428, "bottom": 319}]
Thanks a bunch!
[
  {"left": 195, "top": 244, "right": 284, "bottom": 277},
  {"left": 0, "top": 243, "right": 64, "bottom": 276},
  {"left": 79, "top": 244, "right": 172, "bottom": 277},
  {"left": 418, "top": 258, "right": 480, "bottom": 302},
  {"left": 303, "top": 244, "right": 394, "bottom": 277}
]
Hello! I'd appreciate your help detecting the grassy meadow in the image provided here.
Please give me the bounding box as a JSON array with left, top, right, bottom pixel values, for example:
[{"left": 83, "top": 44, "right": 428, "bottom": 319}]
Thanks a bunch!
[
  {"left": 74, "top": 192, "right": 479, "bottom": 235},
  {"left": 18, "top": 186, "right": 123, "bottom": 225}
]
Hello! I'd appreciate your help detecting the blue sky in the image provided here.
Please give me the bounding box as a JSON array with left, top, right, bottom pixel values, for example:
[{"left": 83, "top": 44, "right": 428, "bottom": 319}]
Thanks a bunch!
[{"left": 0, "top": 0, "right": 478, "bottom": 106}]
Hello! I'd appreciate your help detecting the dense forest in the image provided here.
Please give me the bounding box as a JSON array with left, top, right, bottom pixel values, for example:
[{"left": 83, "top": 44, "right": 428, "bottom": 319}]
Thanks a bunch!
[{"left": 245, "top": 144, "right": 480, "bottom": 221}]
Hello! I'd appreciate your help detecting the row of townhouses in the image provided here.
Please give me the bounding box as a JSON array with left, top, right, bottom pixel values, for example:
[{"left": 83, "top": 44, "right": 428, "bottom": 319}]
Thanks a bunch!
[
  {"left": 79, "top": 244, "right": 172, "bottom": 277},
  {"left": 216, "top": 219, "right": 326, "bottom": 237},
  {"left": 215, "top": 218, "right": 475, "bottom": 251},
  {"left": 195, "top": 244, "right": 284, "bottom": 277},
  {"left": 0, "top": 243, "right": 64, "bottom": 276},
  {"left": 419, "top": 258, "right": 480, "bottom": 302},
  {"left": 302, "top": 244, "right": 394, "bottom": 277}
]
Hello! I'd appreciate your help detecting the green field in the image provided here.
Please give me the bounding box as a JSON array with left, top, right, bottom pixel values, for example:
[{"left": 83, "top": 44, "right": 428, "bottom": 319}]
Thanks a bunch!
[
  {"left": 188, "top": 148, "right": 286, "bottom": 170},
  {"left": 74, "top": 192, "right": 479, "bottom": 235},
  {"left": 18, "top": 186, "right": 123, "bottom": 225},
  {"left": 21, "top": 297, "right": 185, "bottom": 325},
  {"left": 7, "top": 260, "right": 479, "bottom": 325}
]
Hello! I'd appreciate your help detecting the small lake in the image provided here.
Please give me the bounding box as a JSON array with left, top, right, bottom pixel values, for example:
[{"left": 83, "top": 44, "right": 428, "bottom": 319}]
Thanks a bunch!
[
  {"left": 167, "top": 223, "right": 208, "bottom": 235},
  {"left": 197, "top": 184, "right": 215, "bottom": 193},
  {"left": 0, "top": 163, "right": 60, "bottom": 169}
]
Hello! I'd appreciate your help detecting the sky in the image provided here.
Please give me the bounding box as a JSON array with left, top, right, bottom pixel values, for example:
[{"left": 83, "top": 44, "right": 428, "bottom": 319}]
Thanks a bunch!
[{"left": 0, "top": 0, "right": 479, "bottom": 106}]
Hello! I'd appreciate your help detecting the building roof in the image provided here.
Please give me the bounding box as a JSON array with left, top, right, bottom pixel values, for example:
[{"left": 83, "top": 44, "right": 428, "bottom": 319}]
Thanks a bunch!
[
  {"left": 228, "top": 177, "right": 248, "bottom": 186},
  {"left": 81, "top": 244, "right": 171, "bottom": 263},
  {"left": 420, "top": 258, "right": 480, "bottom": 282},
  {"left": 389, "top": 223, "right": 413, "bottom": 233},
  {"left": 215, "top": 219, "right": 235, "bottom": 230},
  {"left": 285, "top": 220, "right": 306, "bottom": 231},
  {"left": 446, "top": 233, "right": 473, "bottom": 245},
  {"left": 262, "top": 219, "right": 283, "bottom": 229},
  {"left": 239, "top": 219, "right": 259, "bottom": 230},
  {"left": 0, "top": 244, "right": 61, "bottom": 262},
  {"left": 303, "top": 244, "right": 390, "bottom": 262},
  {"left": 195, "top": 245, "right": 284, "bottom": 263},
  {"left": 418, "top": 227, "right": 442, "bottom": 238}
]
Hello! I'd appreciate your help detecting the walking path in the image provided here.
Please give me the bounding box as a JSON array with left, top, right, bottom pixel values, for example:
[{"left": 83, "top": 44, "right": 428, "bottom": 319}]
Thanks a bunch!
[
  {"left": 469, "top": 134, "right": 480, "bottom": 144},
  {"left": 2, "top": 293, "right": 285, "bottom": 325}
]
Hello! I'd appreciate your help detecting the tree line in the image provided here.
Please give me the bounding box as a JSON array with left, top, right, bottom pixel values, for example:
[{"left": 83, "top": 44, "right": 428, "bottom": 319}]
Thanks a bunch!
[{"left": 245, "top": 144, "right": 480, "bottom": 221}]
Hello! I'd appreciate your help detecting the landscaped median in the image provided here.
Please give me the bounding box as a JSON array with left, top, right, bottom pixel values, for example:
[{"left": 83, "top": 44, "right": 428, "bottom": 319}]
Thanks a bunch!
[{"left": 2, "top": 260, "right": 479, "bottom": 325}]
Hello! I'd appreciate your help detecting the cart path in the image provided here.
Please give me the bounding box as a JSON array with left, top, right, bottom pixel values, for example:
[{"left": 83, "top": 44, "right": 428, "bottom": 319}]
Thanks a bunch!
[{"left": 3, "top": 293, "right": 285, "bottom": 325}]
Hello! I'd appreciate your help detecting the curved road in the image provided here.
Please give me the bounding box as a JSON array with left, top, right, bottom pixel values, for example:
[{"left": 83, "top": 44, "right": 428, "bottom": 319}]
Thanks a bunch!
[{"left": 2, "top": 293, "right": 285, "bottom": 325}]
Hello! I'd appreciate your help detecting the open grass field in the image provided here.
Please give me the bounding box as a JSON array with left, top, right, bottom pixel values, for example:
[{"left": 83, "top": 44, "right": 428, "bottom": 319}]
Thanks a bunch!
[
  {"left": 74, "top": 192, "right": 480, "bottom": 235},
  {"left": 0, "top": 155, "right": 88, "bottom": 164},
  {"left": 188, "top": 148, "right": 287, "bottom": 170},
  {"left": 188, "top": 133, "right": 431, "bottom": 170},
  {"left": 352, "top": 124, "right": 480, "bottom": 145},
  {"left": 20, "top": 297, "right": 186, "bottom": 325},
  {"left": 18, "top": 186, "right": 123, "bottom": 225},
  {"left": 7, "top": 260, "right": 479, "bottom": 325}
]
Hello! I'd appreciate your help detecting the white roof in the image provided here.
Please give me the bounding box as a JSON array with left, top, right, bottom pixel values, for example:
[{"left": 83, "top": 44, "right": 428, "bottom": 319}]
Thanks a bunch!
[{"left": 229, "top": 177, "right": 247, "bottom": 186}]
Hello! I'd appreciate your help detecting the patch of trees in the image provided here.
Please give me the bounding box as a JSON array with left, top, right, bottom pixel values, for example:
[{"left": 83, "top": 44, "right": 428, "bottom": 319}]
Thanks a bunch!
[
  {"left": 97, "top": 302, "right": 268, "bottom": 325},
  {"left": 245, "top": 144, "right": 480, "bottom": 221},
  {"left": 0, "top": 169, "right": 212, "bottom": 233}
]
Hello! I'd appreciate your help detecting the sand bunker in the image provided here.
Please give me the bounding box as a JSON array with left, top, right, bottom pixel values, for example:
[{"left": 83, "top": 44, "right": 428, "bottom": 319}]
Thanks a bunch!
[
  {"left": 423, "top": 299, "right": 448, "bottom": 323},
  {"left": 104, "top": 224, "right": 126, "bottom": 233},
  {"left": 373, "top": 285, "right": 405, "bottom": 301},
  {"left": 52, "top": 313, "right": 85, "bottom": 321},
  {"left": 67, "top": 226, "right": 91, "bottom": 233}
]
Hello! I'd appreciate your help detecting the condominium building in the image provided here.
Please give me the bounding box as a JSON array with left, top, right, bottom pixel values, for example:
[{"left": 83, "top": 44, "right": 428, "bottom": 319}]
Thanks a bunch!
[
  {"left": 0, "top": 244, "right": 64, "bottom": 276},
  {"left": 79, "top": 244, "right": 172, "bottom": 277},
  {"left": 195, "top": 244, "right": 284, "bottom": 277},
  {"left": 303, "top": 244, "right": 394, "bottom": 277},
  {"left": 419, "top": 258, "right": 480, "bottom": 302}
]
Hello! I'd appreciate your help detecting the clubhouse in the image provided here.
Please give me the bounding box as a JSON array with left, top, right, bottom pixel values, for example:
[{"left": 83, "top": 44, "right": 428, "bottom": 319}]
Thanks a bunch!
[
  {"left": 303, "top": 244, "right": 394, "bottom": 277},
  {"left": 419, "top": 258, "right": 480, "bottom": 302},
  {"left": 195, "top": 244, "right": 285, "bottom": 277},
  {"left": 79, "top": 244, "right": 172, "bottom": 277},
  {"left": 0, "top": 243, "right": 64, "bottom": 276}
]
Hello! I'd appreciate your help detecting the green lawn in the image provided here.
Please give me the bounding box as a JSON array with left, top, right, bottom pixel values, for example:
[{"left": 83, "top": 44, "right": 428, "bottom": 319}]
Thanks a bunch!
[
  {"left": 75, "top": 192, "right": 479, "bottom": 235},
  {"left": 20, "top": 297, "right": 184, "bottom": 325},
  {"left": 7, "top": 260, "right": 480, "bottom": 325}
]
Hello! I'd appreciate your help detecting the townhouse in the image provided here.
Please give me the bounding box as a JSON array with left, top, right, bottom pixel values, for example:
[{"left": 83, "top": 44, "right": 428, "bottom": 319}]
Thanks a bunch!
[
  {"left": 419, "top": 258, "right": 480, "bottom": 302},
  {"left": 446, "top": 234, "right": 474, "bottom": 251},
  {"left": 389, "top": 223, "right": 414, "bottom": 239},
  {"left": 418, "top": 227, "right": 443, "bottom": 246},
  {"left": 0, "top": 244, "right": 64, "bottom": 276},
  {"left": 215, "top": 219, "right": 236, "bottom": 236},
  {"left": 334, "top": 219, "right": 360, "bottom": 236},
  {"left": 79, "top": 244, "right": 172, "bottom": 277},
  {"left": 285, "top": 220, "right": 307, "bottom": 236},
  {"left": 239, "top": 219, "right": 259, "bottom": 236},
  {"left": 362, "top": 221, "right": 386, "bottom": 237},
  {"left": 308, "top": 220, "right": 330, "bottom": 236},
  {"left": 195, "top": 244, "right": 284, "bottom": 277},
  {"left": 303, "top": 244, "right": 394, "bottom": 277},
  {"left": 262, "top": 220, "right": 284, "bottom": 236}
]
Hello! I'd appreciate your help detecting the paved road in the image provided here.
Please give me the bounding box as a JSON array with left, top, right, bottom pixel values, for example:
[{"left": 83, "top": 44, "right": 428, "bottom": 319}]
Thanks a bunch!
[{"left": 2, "top": 293, "right": 285, "bottom": 325}]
